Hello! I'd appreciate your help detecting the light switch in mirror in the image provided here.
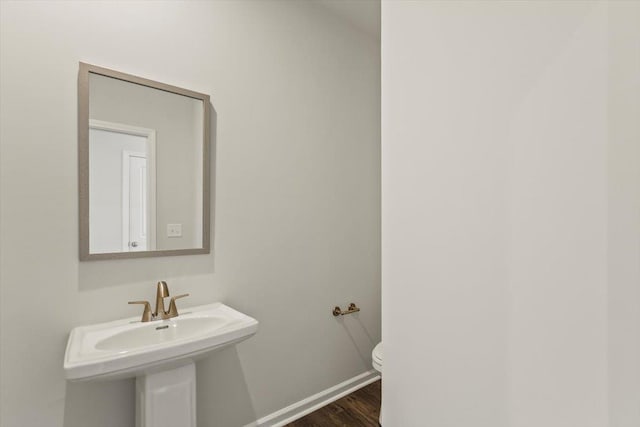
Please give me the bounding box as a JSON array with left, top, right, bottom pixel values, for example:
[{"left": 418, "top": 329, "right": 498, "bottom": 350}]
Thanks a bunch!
[{"left": 78, "top": 63, "right": 211, "bottom": 260}]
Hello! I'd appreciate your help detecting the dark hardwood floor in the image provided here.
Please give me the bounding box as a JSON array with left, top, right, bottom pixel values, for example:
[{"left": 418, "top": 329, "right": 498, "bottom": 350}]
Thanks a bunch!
[{"left": 285, "top": 380, "right": 381, "bottom": 427}]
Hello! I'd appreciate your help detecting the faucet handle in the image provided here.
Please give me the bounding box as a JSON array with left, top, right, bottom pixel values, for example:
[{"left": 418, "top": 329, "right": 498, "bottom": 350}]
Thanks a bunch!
[
  {"left": 128, "top": 300, "right": 153, "bottom": 322},
  {"left": 167, "top": 294, "right": 189, "bottom": 318}
]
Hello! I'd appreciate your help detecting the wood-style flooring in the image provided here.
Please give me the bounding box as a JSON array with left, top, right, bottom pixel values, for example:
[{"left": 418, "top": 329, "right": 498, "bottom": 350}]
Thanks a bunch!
[{"left": 285, "top": 380, "right": 381, "bottom": 427}]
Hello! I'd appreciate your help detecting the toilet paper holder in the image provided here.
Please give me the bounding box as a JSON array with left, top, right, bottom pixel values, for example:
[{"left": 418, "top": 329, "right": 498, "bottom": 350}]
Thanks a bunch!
[{"left": 333, "top": 303, "right": 360, "bottom": 316}]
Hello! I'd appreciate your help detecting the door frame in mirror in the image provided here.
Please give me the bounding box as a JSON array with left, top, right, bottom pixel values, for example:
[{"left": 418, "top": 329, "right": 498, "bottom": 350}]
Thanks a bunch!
[
  {"left": 89, "top": 119, "right": 158, "bottom": 253},
  {"left": 78, "top": 62, "right": 211, "bottom": 261}
]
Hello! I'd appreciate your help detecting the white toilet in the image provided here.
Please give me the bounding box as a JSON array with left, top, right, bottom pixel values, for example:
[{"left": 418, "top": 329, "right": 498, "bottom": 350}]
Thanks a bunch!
[{"left": 372, "top": 342, "right": 383, "bottom": 425}]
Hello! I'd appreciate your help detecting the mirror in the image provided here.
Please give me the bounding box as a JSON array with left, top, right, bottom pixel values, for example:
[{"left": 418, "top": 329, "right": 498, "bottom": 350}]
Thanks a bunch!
[{"left": 78, "top": 63, "right": 210, "bottom": 260}]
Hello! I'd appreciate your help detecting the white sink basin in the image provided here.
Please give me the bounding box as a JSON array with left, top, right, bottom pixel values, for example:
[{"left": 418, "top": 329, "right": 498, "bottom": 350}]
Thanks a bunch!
[{"left": 64, "top": 302, "right": 258, "bottom": 381}]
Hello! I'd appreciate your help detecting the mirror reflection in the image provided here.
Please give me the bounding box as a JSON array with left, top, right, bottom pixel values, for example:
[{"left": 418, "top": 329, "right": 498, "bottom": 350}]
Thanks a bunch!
[{"left": 79, "top": 64, "right": 210, "bottom": 260}]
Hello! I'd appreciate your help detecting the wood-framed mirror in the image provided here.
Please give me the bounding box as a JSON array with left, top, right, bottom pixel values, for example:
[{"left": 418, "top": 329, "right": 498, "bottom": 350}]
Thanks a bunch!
[{"left": 78, "top": 63, "right": 210, "bottom": 260}]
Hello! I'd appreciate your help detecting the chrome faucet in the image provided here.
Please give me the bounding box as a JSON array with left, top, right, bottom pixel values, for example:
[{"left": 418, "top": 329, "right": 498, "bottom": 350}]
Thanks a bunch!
[{"left": 129, "top": 281, "right": 189, "bottom": 322}]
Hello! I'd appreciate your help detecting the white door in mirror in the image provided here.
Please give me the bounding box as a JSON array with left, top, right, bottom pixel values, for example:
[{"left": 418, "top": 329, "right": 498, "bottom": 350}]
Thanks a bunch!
[
  {"left": 126, "top": 153, "right": 148, "bottom": 251},
  {"left": 89, "top": 128, "right": 154, "bottom": 254}
]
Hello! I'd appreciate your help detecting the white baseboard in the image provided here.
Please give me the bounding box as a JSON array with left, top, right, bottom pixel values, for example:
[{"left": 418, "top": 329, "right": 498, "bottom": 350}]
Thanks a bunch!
[{"left": 243, "top": 370, "right": 381, "bottom": 427}]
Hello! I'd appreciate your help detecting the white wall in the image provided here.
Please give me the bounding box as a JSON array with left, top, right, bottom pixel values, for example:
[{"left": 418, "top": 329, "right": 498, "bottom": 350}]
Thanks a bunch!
[
  {"left": 382, "top": 1, "right": 639, "bottom": 427},
  {"left": 0, "top": 2, "right": 380, "bottom": 427}
]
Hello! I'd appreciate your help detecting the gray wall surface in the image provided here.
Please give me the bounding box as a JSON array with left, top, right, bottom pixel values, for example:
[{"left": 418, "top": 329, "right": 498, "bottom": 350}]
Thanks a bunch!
[{"left": 0, "top": 2, "right": 381, "bottom": 426}]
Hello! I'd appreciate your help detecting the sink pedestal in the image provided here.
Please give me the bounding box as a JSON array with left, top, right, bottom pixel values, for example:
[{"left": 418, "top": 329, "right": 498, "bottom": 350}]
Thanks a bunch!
[{"left": 136, "top": 362, "right": 196, "bottom": 427}]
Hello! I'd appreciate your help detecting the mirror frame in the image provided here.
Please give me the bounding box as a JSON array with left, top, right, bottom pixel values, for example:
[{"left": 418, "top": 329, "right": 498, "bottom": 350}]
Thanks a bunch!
[{"left": 78, "top": 62, "right": 211, "bottom": 261}]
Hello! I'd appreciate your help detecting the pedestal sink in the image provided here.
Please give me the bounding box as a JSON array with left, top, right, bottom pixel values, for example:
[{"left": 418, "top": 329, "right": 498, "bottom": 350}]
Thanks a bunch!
[{"left": 64, "top": 303, "right": 258, "bottom": 427}]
